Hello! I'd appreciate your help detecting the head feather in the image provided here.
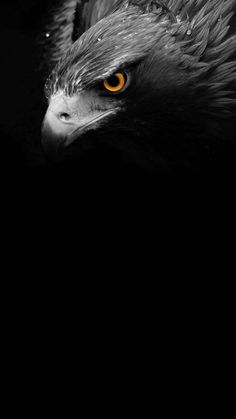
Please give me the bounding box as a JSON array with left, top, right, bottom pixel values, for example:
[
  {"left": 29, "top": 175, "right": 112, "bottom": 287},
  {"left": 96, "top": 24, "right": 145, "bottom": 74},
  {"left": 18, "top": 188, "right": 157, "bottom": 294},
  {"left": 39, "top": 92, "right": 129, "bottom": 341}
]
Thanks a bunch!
[{"left": 43, "top": 0, "right": 236, "bottom": 118}]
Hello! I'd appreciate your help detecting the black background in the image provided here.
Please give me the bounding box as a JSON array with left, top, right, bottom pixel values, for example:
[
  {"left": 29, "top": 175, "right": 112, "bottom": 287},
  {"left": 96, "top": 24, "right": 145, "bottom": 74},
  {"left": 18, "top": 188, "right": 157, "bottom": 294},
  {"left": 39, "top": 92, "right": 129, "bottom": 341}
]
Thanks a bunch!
[
  {"left": 0, "top": 0, "right": 236, "bottom": 181},
  {"left": 0, "top": 0, "right": 51, "bottom": 173}
]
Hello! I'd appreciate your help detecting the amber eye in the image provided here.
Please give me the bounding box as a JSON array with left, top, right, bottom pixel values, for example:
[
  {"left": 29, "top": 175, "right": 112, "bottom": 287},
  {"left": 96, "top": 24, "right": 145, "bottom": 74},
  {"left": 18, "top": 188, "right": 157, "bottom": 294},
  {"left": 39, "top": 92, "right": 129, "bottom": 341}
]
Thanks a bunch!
[{"left": 103, "top": 72, "right": 127, "bottom": 93}]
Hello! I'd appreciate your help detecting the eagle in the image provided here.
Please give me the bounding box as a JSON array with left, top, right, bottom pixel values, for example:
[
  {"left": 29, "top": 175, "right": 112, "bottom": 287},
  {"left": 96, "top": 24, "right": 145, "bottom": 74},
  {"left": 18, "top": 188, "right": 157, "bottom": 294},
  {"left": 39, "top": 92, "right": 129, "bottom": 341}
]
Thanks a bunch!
[{"left": 41, "top": 0, "right": 236, "bottom": 171}]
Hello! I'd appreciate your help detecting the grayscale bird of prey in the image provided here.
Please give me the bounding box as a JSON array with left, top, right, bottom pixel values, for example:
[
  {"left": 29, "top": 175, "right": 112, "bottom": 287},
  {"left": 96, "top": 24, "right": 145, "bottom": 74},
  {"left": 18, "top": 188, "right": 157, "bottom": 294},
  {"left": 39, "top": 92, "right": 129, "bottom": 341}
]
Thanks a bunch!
[{"left": 41, "top": 0, "right": 236, "bottom": 171}]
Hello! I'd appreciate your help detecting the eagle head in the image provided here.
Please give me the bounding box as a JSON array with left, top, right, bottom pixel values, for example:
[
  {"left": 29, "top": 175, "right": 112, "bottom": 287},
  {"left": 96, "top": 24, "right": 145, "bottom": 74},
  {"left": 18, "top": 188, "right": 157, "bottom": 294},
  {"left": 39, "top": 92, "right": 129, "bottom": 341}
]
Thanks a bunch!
[{"left": 41, "top": 0, "right": 236, "bottom": 169}]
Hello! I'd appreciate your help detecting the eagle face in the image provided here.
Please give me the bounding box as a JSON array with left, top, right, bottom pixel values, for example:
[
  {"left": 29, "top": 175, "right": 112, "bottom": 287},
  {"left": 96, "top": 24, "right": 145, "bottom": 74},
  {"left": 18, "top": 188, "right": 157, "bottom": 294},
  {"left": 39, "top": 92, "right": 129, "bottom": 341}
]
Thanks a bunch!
[
  {"left": 41, "top": 1, "right": 236, "bottom": 169},
  {"left": 42, "top": 6, "right": 185, "bottom": 157}
]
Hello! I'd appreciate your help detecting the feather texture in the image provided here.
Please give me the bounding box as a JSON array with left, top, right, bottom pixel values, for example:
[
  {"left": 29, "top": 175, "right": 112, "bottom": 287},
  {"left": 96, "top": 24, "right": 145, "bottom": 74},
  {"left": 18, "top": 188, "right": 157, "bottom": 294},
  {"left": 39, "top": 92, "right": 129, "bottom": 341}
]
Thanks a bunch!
[
  {"left": 43, "top": 0, "right": 236, "bottom": 113},
  {"left": 40, "top": 0, "right": 236, "bottom": 170}
]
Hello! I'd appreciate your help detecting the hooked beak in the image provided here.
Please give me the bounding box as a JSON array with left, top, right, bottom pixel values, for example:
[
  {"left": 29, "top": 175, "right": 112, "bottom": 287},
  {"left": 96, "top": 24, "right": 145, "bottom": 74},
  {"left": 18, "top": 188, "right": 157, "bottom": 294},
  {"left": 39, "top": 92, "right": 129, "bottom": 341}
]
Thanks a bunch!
[
  {"left": 41, "top": 91, "right": 118, "bottom": 159},
  {"left": 41, "top": 109, "right": 116, "bottom": 158}
]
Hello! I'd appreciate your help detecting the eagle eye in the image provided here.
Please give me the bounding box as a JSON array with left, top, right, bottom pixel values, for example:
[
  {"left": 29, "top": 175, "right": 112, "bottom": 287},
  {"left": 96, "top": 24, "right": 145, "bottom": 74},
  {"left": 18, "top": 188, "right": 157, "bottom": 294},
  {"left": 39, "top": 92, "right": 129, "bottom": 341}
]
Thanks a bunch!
[{"left": 103, "top": 72, "right": 128, "bottom": 93}]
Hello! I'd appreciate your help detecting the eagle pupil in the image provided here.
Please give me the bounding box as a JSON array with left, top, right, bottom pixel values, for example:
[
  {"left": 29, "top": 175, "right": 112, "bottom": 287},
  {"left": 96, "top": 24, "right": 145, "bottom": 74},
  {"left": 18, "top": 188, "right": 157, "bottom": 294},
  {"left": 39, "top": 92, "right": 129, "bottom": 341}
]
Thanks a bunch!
[{"left": 108, "top": 75, "right": 120, "bottom": 87}]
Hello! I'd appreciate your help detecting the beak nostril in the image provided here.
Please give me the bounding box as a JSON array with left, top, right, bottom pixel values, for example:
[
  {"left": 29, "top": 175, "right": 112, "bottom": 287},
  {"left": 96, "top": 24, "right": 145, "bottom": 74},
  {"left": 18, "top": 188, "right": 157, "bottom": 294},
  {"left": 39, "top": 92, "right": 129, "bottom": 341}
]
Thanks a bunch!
[{"left": 58, "top": 112, "right": 71, "bottom": 122}]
